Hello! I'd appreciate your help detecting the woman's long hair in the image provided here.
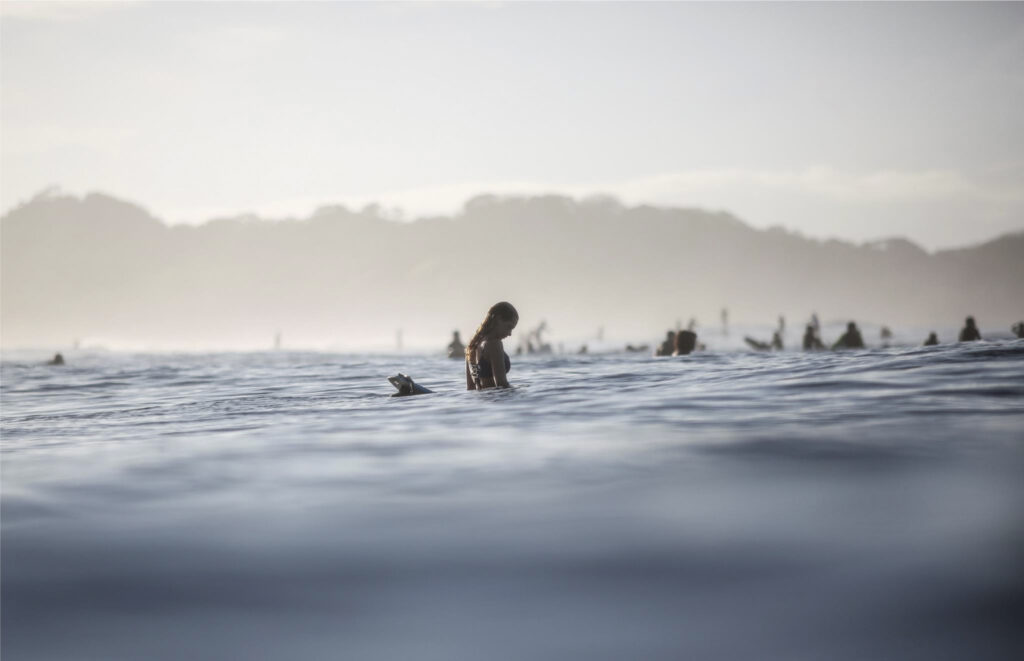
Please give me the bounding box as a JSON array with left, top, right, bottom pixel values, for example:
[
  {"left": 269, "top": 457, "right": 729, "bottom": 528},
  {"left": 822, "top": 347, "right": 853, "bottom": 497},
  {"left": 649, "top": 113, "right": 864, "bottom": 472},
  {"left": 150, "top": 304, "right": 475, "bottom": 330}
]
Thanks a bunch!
[{"left": 465, "top": 302, "right": 518, "bottom": 361}]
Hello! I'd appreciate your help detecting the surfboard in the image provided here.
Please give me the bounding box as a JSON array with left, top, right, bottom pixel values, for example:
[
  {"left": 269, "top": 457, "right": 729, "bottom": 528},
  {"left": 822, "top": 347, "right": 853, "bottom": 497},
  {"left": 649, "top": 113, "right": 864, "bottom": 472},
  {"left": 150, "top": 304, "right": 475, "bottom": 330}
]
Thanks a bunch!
[
  {"left": 388, "top": 373, "right": 433, "bottom": 396},
  {"left": 744, "top": 336, "right": 771, "bottom": 351}
]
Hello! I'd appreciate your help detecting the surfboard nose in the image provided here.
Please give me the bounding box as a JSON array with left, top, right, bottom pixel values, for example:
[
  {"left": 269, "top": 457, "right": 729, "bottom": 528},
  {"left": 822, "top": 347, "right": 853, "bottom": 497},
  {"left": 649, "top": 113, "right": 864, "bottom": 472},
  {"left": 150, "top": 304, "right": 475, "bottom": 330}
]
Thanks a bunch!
[
  {"left": 389, "top": 373, "right": 433, "bottom": 396},
  {"left": 389, "top": 373, "right": 416, "bottom": 395}
]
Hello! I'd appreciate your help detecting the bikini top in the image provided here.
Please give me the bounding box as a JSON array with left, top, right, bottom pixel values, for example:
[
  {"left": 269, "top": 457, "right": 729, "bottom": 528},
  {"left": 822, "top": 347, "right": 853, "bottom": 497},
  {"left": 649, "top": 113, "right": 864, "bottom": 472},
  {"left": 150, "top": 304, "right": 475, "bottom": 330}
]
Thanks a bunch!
[{"left": 469, "top": 351, "right": 511, "bottom": 385}]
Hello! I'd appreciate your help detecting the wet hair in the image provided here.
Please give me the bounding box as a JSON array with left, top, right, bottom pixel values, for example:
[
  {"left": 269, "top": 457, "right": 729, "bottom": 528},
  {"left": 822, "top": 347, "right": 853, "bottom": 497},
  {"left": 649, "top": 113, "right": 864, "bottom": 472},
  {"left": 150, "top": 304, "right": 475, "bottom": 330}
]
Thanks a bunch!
[{"left": 465, "top": 302, "right": 518, "bottom": 360}]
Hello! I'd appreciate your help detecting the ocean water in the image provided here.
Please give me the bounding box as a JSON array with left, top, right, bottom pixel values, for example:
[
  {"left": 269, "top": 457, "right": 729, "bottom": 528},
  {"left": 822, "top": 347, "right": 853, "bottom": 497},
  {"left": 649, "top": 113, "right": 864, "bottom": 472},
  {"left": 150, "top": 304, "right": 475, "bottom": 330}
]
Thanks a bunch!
[{"left": 2, "top": 341, "right": 1023, "bottom": 660}]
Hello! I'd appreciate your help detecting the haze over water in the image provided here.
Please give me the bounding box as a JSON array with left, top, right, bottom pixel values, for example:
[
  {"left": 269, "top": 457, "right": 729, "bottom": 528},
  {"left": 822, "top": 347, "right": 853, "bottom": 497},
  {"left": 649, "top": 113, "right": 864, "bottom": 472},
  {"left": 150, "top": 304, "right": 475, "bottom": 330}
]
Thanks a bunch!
[
  {"left": 3, "top": 341, "right": 1023, "bottom": 660},
  {"left": 4, "top": 1, "right": 1024, "bottom": 249}
]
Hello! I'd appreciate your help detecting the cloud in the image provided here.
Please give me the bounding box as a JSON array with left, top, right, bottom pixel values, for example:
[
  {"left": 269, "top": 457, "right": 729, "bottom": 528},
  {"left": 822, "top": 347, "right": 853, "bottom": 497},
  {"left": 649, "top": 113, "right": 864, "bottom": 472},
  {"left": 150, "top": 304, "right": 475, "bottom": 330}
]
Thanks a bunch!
[
  {"left": 157, "top": 166, "right": 1023, "bottom": 223},
  {"left": 338, "top": 167, "right": 1022, "bottom": 220},
  {"left": 611, "top": 167, "right": 1022, "bottom": 205}
]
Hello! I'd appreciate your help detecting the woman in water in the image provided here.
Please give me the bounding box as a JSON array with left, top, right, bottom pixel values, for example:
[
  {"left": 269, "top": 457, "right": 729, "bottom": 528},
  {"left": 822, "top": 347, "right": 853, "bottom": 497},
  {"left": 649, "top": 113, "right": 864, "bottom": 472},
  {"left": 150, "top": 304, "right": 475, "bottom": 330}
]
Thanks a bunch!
[{"left": 465, "top": 301, "right": 518, "bottom": 390}]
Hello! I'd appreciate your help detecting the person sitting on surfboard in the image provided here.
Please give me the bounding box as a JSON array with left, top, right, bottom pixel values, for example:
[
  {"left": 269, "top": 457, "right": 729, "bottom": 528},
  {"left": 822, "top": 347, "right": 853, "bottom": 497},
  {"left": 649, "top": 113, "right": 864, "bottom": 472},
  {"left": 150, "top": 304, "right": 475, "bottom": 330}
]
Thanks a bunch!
[
  {"left": 832, "top": 321, "right": 866, "bottom": 350},
  {"left": 744, "top": 330, "right": 783, "bottom": 351},
  {"left": 672, "top": 330, "right": 697, "bottom": 356},
  {"left": 803, "top": 324, "right": 825, "bottom": 350},
  {"left": 655, "top": 330, "right": 675, "bottom": 356},
  {"left": 465, "top": 301, "right": 518, "bottom": 390},
  {"left": 958, "top": 316, "right": 982, "bottom": 342},
  {"left": 447, "top": 330, "right": 465, "bottom": 359}
]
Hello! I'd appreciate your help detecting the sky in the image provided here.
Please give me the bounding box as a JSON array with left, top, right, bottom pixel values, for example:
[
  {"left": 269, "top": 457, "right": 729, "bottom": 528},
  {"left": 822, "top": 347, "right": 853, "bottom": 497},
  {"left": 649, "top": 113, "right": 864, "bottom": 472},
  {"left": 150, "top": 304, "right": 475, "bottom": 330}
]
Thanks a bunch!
[{"left": 2, "top": 0, "right": 1023, "bottom": 251}]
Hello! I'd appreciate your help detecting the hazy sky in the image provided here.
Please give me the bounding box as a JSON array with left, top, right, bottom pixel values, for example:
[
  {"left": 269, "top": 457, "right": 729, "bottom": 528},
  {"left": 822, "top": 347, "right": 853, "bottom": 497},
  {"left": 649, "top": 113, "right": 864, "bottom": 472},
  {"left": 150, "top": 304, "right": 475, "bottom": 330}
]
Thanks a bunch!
[{"left": 2, "top": 1, "right": 1023, "bottom": 250}]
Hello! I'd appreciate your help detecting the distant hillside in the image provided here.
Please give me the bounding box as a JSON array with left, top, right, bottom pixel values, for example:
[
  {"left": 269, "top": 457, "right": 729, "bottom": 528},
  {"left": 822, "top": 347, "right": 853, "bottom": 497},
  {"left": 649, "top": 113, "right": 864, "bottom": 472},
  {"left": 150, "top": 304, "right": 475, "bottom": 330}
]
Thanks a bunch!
[{"left": 2, "top": 190, "right": 1022, "bottom": 349}]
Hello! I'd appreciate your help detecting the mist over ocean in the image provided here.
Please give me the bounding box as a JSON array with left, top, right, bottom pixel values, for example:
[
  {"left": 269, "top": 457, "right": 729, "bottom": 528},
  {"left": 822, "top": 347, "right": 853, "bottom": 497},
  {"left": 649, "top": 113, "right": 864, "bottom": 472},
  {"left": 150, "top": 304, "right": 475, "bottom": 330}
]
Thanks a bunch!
[
  {"left": 3, "top": 191, "right": 1023, "bottom": 352},
  {"left": 3, "top": 338, "right": 1023, "bottom": 660}
]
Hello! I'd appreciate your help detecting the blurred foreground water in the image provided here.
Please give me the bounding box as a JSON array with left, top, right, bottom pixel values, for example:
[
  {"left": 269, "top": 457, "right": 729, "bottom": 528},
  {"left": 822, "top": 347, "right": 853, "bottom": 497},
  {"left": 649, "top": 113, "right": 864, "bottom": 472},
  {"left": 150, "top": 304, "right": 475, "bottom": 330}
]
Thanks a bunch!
[{"left": 3, "top": 342, "right": 1023, "bottom": 660}]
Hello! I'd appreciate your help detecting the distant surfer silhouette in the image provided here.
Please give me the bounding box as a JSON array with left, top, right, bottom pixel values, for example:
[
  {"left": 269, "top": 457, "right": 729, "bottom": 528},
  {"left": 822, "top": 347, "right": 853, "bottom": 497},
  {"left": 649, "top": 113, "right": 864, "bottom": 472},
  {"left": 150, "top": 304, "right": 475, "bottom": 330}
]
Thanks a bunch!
[
  {"left": 1012, "top": 322, "right": 1024, "bottom": 339},
  {"left": 447, "top": 330, "right": 465, "bottom": 359},
  {"left": 744, "top": 336, "right": 771, "bottom": 351},
  {"left": 803, "top": 324, "right": 825, "bottom": 350},
  {"left": 46, "top": 353, "right": 65, "bottom": 366},
  {"left": 923, "top": 332, "right": 939, "bottom": 346},
  {"left": 655, "top": 330, "right": 675, "bottom": 357},
  {"left": 832, "top": 322, "right": 865, "bottom": 350},
  {"left": 672, "top": 330, "right": 697, "bottom": 356},
  {"left": 745, "top": 327, "right": 783, "bottom": 351},
  {"left": 519, "top": 320, "right": 551, "bottom": 355},
  {"left": 958, "top": 316, "right": 981, "bottom": 342},
  {"left": 466, "top": 302, "right": 518, "bottom": 390}
]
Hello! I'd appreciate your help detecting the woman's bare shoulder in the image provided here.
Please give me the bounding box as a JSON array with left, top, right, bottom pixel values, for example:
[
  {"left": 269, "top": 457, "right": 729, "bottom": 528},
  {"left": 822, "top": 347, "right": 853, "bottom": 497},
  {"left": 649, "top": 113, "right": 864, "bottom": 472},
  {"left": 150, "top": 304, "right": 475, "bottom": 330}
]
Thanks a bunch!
[{"left": 478, "top": 338, "right": 503, "bottom": 354}]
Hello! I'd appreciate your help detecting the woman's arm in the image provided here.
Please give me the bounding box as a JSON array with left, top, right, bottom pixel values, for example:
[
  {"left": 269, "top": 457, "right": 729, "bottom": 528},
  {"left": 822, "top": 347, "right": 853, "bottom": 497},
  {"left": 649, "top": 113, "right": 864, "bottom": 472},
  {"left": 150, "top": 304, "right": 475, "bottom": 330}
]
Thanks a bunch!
[
  {"left": 465, "top": 360, "right": 476, "bottom": 390},
  {"left": 484, "top": 340, "right": 510, "bottom": 388}
]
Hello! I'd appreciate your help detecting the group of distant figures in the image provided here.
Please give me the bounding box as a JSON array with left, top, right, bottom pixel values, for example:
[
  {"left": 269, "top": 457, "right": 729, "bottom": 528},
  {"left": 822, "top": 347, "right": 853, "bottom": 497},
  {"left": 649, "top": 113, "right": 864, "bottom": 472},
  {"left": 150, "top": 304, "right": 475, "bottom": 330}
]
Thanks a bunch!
[
  {"left": 652, "top": 329, "right": 700, "bottom": 357},
  {"left": 635, "top": 313, "right": 1013, "bottom": 359},
  {"left": 933, "top": 316, "right": 984, "bottom": 344},
  {"left": 740, "top": 314, "right": 997, "bottom": 353},
  {"left": 745, "top": 314, "right": 855, "bottom": 351},
  {"left": 440, "top": 315, "right": 1021, "bottom": 361},
  {"left": 447, "top": 320, "right": 559, "bottom": 359},
  {"left": 641, "top": 317, "right": 702, "bottom": 356},
  {"left": 39, "top": 316, "right": 1024, "bottom": 371}
]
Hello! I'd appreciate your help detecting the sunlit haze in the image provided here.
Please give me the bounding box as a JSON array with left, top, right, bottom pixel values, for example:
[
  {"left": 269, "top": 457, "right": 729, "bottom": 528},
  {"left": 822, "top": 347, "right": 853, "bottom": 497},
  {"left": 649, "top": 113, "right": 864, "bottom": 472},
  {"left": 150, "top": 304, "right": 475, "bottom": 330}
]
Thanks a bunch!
[{"left": 3, "top": 1, "right": 1023, "bottom": 250}]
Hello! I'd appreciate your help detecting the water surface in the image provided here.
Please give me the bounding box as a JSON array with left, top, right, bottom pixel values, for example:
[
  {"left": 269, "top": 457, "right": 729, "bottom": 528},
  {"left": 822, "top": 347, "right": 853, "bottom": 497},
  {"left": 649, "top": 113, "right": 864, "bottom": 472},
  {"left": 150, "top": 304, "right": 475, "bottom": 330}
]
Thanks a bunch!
[{"left": 3, "top": 342, "right": 1023, "bottom": 660}]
